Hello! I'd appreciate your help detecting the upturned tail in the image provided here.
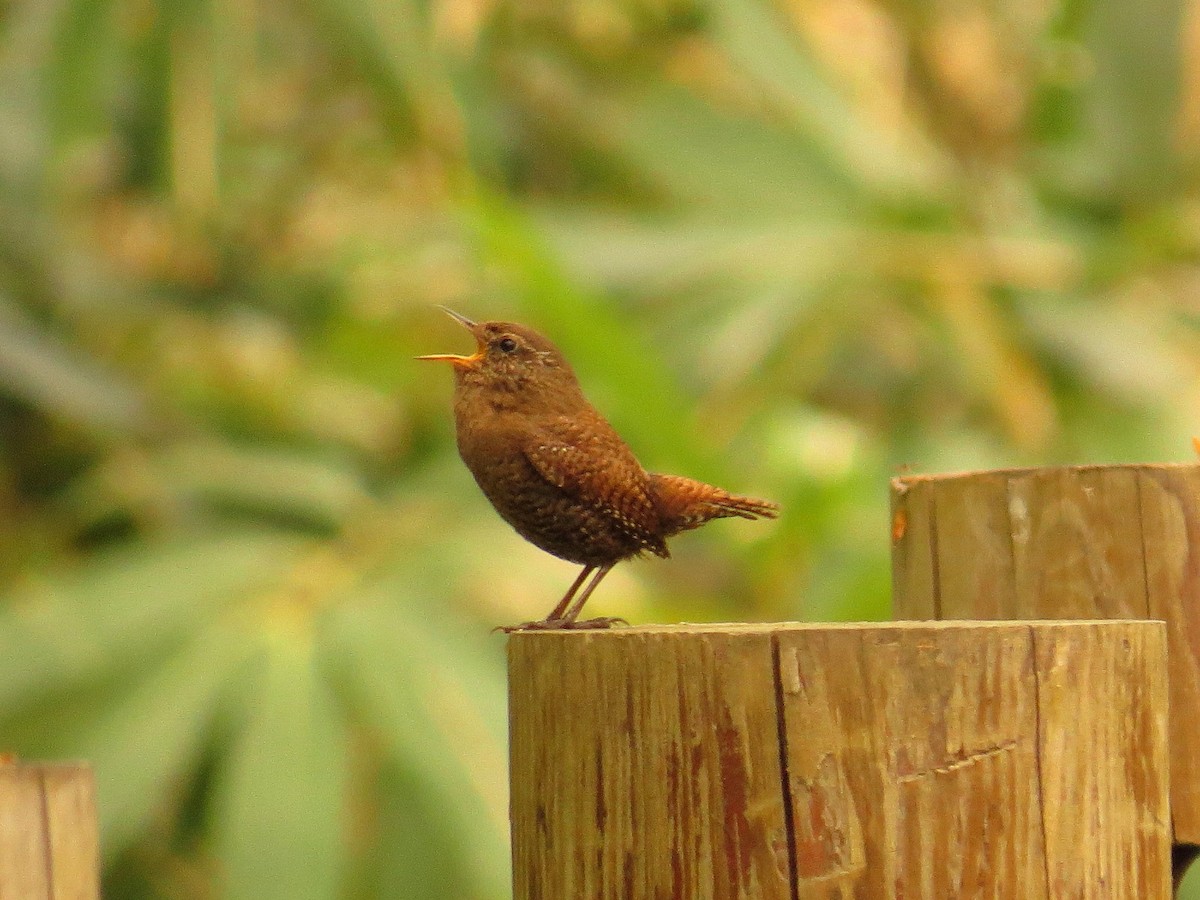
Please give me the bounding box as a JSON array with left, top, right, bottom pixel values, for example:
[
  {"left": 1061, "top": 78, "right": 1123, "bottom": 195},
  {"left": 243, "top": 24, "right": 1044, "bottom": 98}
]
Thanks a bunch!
[{"left": 649, "top": 473, "right": 780, "bottom": 537}]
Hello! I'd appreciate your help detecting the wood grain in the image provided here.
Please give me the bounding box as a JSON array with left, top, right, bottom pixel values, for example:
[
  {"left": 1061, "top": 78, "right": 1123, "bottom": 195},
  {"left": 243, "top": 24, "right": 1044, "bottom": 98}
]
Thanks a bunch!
[
  {"left": 508, "top": 621, "right": 1170, "bottom": 899},
  {"left": 0, "top": 761, "right": 99, "bottom": 900},
  {"left": 891, "top": 464, "right": 1200, "bottom": 843}
]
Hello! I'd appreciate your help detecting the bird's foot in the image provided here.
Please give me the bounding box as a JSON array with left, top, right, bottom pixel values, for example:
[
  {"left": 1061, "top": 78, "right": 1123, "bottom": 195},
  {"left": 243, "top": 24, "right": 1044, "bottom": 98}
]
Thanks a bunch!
[{"left": 494, "top": 616, "right": 628, "bottom": 633}]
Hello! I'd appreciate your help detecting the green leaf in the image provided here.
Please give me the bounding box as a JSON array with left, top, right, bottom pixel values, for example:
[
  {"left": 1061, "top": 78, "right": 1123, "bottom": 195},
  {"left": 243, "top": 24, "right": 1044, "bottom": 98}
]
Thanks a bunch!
[
  {"left": 1019, "top": 297, "right": 1192, "bottom": 402},
  {"left": 370, "top": 760, "right": 500, "bottom": 900},
  {"left": 214, "top": 626, "right": 349, "bottom": 900},
  {"left": 294, "top": 0, "right": 455, "bottom": 146},
  {"left": 321, "top": 593, "right": 510, "bottom": 900},
  {"left": 0, "top": 533, "right": 305, "bottom": 715},
  {"left": 534, "top": 211, "right": 853, "bottom": 291},
  {"left": 84, "top": 621, "right": 258, "bottom": 855},
  {"left": 154, "top": 441, "right": 374, "bottom": 531},
  {"left": 709, "top": 0, "right": 943, "bottom": 199},
  {"left": 1033, "top": 0, "right": 1185, "bottom": 203},
  {"left": 612, "top": 82, "right": 851, "bottom": 216},
  {"left": 44, "top": 0, "right": 124, "bottom": 147}
]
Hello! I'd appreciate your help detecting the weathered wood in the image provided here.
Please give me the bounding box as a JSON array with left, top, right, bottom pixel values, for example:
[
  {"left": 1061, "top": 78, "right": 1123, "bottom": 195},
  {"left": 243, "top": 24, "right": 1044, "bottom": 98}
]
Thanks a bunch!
[
  {"left": 508, "top": 621, "right": 1170, "bottom": 899},
  {"left": 0, "top": 761, "right": 99, "bottom": 900},
  {"left": 891, "top": 464, "right": 1200, "bottom": 845}
]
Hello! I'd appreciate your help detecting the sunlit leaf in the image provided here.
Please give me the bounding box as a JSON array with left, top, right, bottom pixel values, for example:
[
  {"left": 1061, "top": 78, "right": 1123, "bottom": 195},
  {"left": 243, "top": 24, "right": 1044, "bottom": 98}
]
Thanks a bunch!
[{"left": 533, "top": 211, "right": 853, "bottom": 291}]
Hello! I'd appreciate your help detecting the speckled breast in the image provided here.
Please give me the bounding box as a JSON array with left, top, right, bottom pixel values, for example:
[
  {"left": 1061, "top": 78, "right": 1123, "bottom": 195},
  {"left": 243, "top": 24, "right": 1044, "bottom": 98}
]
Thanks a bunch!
[{"left": 463, "top": 451, "right": 647, "bottom": 566}]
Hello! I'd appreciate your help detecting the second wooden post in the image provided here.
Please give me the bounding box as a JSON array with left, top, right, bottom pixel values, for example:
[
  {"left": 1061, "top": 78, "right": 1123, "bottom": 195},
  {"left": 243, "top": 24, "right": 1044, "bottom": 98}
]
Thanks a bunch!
[{"left": 891, "top": 464, "right": 1200, "bottom": 850}]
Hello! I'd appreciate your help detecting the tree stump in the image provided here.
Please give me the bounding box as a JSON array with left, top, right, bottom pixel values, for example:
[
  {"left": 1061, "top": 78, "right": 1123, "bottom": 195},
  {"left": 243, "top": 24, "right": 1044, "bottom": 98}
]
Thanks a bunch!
[{"left": 508, "top": 621, "right": 1170, "bottom": 899}]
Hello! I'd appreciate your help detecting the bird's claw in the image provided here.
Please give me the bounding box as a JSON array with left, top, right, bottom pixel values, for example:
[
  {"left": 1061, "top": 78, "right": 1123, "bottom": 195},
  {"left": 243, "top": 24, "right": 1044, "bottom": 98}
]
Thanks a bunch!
[{"left": 494, "top": 616, "right": 628, "bottom": 634}]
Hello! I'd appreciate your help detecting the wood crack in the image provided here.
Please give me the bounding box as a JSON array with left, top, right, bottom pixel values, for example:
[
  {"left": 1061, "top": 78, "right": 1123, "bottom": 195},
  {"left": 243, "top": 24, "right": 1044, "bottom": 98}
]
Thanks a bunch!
[
  {"left": 37, "top": 770, "right": 56, "bottom": 900},
  {"left": 771, "top": 633, "right": 801, "bottom": 900},
  {"left": 1028, "top": 626, "right": 1053, "bottom": 899}
]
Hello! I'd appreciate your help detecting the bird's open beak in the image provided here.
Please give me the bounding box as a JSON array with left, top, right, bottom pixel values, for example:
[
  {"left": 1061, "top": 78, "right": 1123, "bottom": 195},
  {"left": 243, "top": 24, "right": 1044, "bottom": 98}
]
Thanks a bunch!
[{"left": 415, "top": 306, "right": 485, "bottom": 368}]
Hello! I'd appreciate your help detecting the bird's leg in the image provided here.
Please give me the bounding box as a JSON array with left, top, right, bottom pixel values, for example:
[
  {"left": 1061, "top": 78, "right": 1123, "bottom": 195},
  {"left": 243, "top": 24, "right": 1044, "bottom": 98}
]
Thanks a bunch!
[
  {"left": 496, "top": 563, "right": 625, "bottom": 632},
  {"left": 558, "top": 564, "right": 622, "bottom": 629},
  {"left": 546, "top": 565, "right": 594, "bottom": 620}
]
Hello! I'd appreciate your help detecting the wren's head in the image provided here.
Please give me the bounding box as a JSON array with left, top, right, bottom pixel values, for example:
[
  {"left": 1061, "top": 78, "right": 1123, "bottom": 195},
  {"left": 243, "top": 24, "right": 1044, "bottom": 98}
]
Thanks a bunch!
[{"left": 416, "top": 308, "right": 582, "bottom": 407}]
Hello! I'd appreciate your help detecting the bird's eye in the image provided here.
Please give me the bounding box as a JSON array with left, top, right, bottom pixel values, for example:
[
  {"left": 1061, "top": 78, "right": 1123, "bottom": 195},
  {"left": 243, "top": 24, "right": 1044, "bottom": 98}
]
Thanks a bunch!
[{"left": 497, "top": 337, "right": 518, "bottom": 353}]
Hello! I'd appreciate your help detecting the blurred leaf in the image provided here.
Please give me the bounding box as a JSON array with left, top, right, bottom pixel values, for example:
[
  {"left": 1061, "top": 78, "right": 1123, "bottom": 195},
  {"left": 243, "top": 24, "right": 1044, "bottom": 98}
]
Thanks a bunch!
[
  {"left": 708, "top": 0, "right": 944, "bottom": 200},
  {"left": 162, "top": 0, "right": 227, "bottom": 219},
  {"left": 0, "top": 297, "right": 151, "bottom": 433},
  {"left": 321, "top": 591, "right": 510, "bottom": 900},
  {"left": 1019, "top": 296, "right": 1199, "bottom": 404},
  {"left": 370, "top": 759, "right": 492, "bottom": 900},
  {"left": 534, "top": 211, "right": 853, "bottom": 291},
  {"left": 1033, "top": 0, "right": 1185, "bottom": 203},
  {"left": 1077, "top": 0, "right": 1184, "bottom": 202},
  {"left": 612, "top": 82, "right": 852, "bottom": 216},
  {"left": 296, "top": 0, "right": 460, "bottom": 148},
  {"left": 215, "top": 625, "right": 348, "bottom": 900},
  {"left": 155, "top": 441, "right": 375, "bottom": 531},
  {"left": 926, "top": 271, "right": 1057, "bottom": 450},
  {"left": 44, "top": 0, "right": 124, "bottom": 148},
  {"left": 1181, "top": 858, "right": 1200, "bottom": 899},
  {"left": 0, "top": 533, "right": 304, "bottom": 714},
  {"left": 84, "top": 620, "right": 258, "bottom": 856}
]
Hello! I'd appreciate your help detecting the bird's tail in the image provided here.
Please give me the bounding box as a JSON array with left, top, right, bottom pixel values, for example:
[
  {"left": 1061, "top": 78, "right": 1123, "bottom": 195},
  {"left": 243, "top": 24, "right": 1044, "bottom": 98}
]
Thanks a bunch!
[
  {"left": 649, "top": 474, "right": 779, "bottom": 536},
  {"left": 710, "top": 491, "right": 782, "bottom": 520}
]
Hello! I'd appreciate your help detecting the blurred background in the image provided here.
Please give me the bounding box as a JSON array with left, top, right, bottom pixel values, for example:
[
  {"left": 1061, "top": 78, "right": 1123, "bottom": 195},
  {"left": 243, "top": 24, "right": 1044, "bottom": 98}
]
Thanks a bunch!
[{"left": 2, "top": 0, "right": 1200, "bottom": 896}]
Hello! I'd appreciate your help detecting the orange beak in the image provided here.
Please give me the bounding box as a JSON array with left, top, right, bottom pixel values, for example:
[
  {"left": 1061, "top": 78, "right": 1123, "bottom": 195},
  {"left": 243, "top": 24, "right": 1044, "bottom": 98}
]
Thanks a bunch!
[{"left": 415, "top": 307, "right": 485, "bottom": 368}]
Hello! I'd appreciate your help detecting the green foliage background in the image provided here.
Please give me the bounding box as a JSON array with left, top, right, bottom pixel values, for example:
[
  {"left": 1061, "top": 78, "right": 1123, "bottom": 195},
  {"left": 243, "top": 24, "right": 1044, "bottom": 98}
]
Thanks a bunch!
[{"left": 2, "top": 0, "right": 1199, "bottom": 896}]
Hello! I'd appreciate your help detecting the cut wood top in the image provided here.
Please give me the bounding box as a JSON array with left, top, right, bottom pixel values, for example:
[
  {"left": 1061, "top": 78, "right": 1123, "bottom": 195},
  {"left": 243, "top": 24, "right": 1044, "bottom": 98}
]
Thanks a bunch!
[{"left": 507, "top": 618, "right": 1162, "bottom": 635}]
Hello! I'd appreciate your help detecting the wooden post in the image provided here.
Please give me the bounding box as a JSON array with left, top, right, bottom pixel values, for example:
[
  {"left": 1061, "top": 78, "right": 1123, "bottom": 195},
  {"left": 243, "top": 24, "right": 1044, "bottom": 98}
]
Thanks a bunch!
[
  {"left": 0, "top": 761, "right": 99, "bottom": 900},
  {"left": 508, "top": 621, "right": 1170, "bottom": 899},
  {"left": 891, "top": 464, "right": 1200, "bottom": 855}
]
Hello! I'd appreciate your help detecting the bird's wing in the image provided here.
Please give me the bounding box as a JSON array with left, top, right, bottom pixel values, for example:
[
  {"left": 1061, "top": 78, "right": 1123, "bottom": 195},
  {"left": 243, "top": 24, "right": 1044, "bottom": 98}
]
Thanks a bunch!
[{"left": 522, "top": 413, "right": 667, "bottom": 556}]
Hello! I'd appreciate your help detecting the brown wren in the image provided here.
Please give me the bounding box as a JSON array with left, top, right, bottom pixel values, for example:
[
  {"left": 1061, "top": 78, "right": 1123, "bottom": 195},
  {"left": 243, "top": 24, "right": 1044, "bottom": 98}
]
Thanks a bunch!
[{"left": 418, "top": 308, "right": 779, "bottom": 631}]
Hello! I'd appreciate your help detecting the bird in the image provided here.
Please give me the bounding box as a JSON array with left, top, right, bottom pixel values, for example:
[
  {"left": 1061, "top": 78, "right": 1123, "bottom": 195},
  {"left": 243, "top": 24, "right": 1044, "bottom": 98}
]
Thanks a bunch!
[{"left": 417, "top": 308, "right": 779, "bottom": 631}]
